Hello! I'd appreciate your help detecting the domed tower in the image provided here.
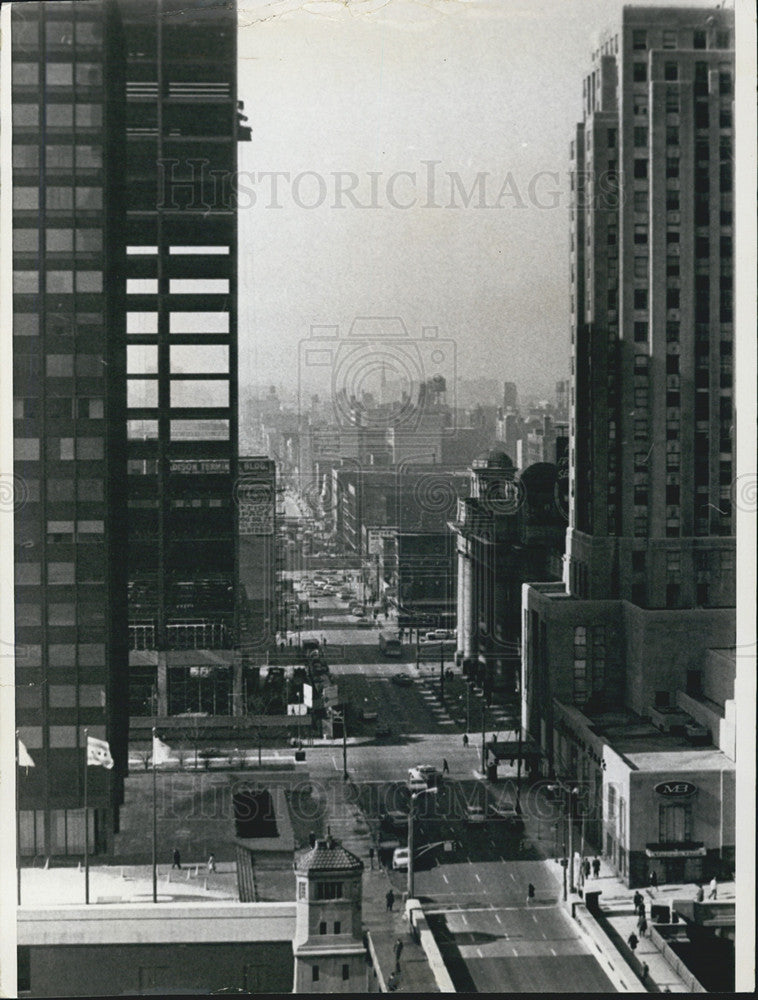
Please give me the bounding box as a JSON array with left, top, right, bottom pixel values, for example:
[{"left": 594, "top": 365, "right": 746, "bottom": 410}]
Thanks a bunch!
[{"left": 293, "top": 833, "right": 367, "bottom": 993}]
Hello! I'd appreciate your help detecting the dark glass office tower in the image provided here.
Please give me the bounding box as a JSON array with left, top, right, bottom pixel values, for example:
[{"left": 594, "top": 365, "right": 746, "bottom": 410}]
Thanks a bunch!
[
  {"left": 11, "top": 0, "right": 128, "bottom": 858},
  {"left": 120, "top": 0, "right": 246, "bottom": 717}
]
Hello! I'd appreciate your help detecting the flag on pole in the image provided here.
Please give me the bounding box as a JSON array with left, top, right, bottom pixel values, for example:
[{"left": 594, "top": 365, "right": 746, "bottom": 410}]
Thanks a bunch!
[
  {"left": 18, "top": 739, "right": 35, "bottom": 769},
  {"left": 152, "top": 734, "right": 172, "bottom": 766},
  {"left": 87, "top": 735, "right": 114, "bottom": 769}
]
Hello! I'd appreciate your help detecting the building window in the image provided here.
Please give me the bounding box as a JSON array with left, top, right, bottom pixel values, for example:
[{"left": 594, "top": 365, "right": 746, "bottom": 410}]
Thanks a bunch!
[
  {"left": 342, "top": 964, "right": 350, "bottom": 981},
  {"left": 659, "top": 804, "right": 691, "bottom": 843},
  {"left": 662, "top": 30, "right": 677, "bottom": 49},
  {"left": 632, "top": 551, "right": 645, "bottom": 574},
  {"left": 319, "top": 921, "right": 327, "bottom": 935},
  {"left": 312, "top": 966, "right": 319, "bottom": 983},
  {"left": 634, "top": 159, "right": 648, "bottom": 180},
  {"left": 666, "top": 126, "right": 679, "bottom": 146},
  {"left": 334, "top": 921, "right": 341, "bottom": 934},
  {"left": 665, "top": 584, "right": 680, "bottom": 608},
  {"left": 315, "top": 881, "right": 344, "bottom": 900},
  {"left": 633, "top": 322, "right": 648, "bottom": 343},
  {"left": 632, "top": 30, "right": 647, "bottom": 50},
  {"left": 633, "top": 62, "right": 647, "bottom": 83},
  {"left": 633, "top": 288, "right": 648, "bottom": 311},
  {"left": 664, "top": 62, "right": 679, "bottom": 82},
  {"left": 634, "top": 126, "right": 648, "bottom": 147},
  {"left": 666, "top": 157, "right": 679, "bottom": 179}
]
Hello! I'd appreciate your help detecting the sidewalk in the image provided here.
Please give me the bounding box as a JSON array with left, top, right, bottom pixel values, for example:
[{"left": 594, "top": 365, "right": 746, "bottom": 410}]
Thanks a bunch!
[
  {"left": 324, "top": 776, "right": 440, "bottom": 993},
  {"left": 544, "top": 855, "right": 735, "bottom": 992}
]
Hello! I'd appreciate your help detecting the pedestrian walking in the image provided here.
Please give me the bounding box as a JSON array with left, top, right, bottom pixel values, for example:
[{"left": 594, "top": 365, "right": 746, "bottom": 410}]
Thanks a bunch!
[
  {"left": 387, "top": 971, "right": 399, "bottom": 991},
  {"left": 638, "top": 915, "right": 648, "bottom": 937},
  {"left": 308, "top": 830, "right": 316, "bottom": 848},
  {"left": 462, "top": 733, "right": 469, "bottom": 747},
  {"left": 627, "top": 932, "right": 638, "bottom": 953},
  {"left": 527, "top": 883, "right": 535, "bottom": 904},
  {"left": 707, "top": 875, "right": 718, "bottom": 899},
  {"left": 650, "top": 869, "right": 658, "bottom": 892},
  {"left": 633, "top": 890, "right": 643, "bottom": 913},
  {"left": 368, "top": 846, "right": 375, "bottom": 870},
  {"left": 696, "top": 884, "right": 705, "bottom": 902},
  {"left": 386, "top": 889, "right": 395, "bottom": 912},
  {"left": 641, "top": 962, "right": 649, "bottom": 982},
  {"left": 583, "top": 858, "right": 591, "bottom": 882},
  {"left": 442, "top": 758, "right": 450, "bottom": 775},
  {"left": 592, "top": 856, "right": 601, "bottom": 878},
  {"left": 172, "top": 848, "right": 181, "bottom": 870},
  {"left": 207, "top": 852, "right": 216, "bottom": 873},
  {"left": 394, "top": 937, "right": 403, "bottom": 971}
]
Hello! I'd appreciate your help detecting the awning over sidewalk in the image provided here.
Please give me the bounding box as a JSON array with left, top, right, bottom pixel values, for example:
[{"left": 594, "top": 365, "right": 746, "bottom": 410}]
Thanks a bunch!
[{"left": 645, "top": 843, "right": 706, "bottom": 859}]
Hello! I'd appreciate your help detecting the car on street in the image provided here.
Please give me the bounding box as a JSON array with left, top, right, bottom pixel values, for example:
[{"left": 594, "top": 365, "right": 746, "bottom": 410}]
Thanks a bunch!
[
  {"left": 382, "top": 810, "right": 409, "bottom": 830},
  {"left": 489, "top": 803, "right": 520, "bottom": 823},
  {"left": 391, "top": 847, "right": 410, "bottom": 871},
  {"left": 391, "top": 673, "right": 413, "bottom": 686},
  {"left": 465, "top": 804, "right": 486, "bottom": 824},
  {"left": 354, "top": 617, "right": 373, "bottom": 627},
  {"left": 409, "top": 765, "right": 439, "bottom": 787},
  {"left": 424, "top": 629, "right": 455, "bottom": 641}
]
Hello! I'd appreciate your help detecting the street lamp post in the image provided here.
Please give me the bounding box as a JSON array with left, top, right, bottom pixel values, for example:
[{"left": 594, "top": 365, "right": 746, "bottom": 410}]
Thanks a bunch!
[
  {"left": 408, "top": 787, "right": 438, "bottom": 899},
  {"left": 548, "top": 779, "right": 579, "bottom": 898}
]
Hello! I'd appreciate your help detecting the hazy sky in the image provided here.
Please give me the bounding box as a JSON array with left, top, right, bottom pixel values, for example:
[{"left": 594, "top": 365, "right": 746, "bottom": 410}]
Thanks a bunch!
[{"left": 236, "top": 0, "right": 722, "bottom": 401}]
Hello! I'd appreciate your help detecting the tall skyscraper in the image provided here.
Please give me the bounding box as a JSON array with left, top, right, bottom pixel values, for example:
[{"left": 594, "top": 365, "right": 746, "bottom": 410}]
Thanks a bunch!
[
  {"left": 9, "top": 0, "right": 249, "bottom": 857},
  {"left": 566, "top": 5, "right": 735, "bottom": 610},
  {"left": 121, "top": 0, "right": 249, "bottom": 718},
  {"left": 10, "top": 0, "right": 128, "bottom": 858},
  {"left": 521, "top": 7, "right": 736, "bottom": 887}
]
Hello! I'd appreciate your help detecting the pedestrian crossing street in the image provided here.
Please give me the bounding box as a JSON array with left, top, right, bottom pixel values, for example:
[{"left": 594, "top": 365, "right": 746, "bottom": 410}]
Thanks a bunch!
[{"left": 415, "top": 678, "right": 515, "bottom": 732}]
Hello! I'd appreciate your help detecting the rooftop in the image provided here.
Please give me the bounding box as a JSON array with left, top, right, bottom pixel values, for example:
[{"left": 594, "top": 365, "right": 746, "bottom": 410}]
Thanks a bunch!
[{"left": 294, "top": 835, "right": 364, "bottom": 874}]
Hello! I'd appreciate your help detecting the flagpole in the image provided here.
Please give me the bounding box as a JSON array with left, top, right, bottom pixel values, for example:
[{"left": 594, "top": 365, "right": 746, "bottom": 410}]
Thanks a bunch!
[
  {"left": 152, "top": 727, "right": 157, "bottom": 904},
  {"left": 15, "top": 731, "right": 21, "bottom": 906},
  {"left": 84, "top": 727, "right": 89, "bottom": 905}
]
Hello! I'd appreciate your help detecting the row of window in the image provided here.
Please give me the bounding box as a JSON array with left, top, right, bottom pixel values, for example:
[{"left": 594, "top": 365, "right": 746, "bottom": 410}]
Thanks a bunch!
[
  {"left": 15, "top": 725, "right": 107, "bottom": 751},
  {"left": 17, "top": 684, "right": 105, "bottom": 709},
  {"left": 14, "top": 187, "right": 102, "bottom": 210},
  {"left": 128, "top": 312, "right": 231, "bottom": 334},
  {"left": 128, "top": 420, "right": 230, "bottom": 441},
  {"left": 17, "top": 603, "right": 105, "bottom": 626},
  {"left": 14, "top": 144, "right": 102, "bottom": 170},
  {"left": 14, "top": 271, "right": 103, "bottom": 293},
  {"left": 13, "top": 61, "right": 102, "bottom": 86},
  {"left": 632, "top": 27, "right": 731, "bottom": 51},
  {"left": 16, "top": 643, "right": 105, "bottom": 668},
  {"left": 12, "top": 104, "right": 102, "bottom": 128},
  {"left": 127, "top": 279, "right": 231, "bottom": 295},
  {"left": 16, "top": 437, "right": 104, "bottom": 461}
]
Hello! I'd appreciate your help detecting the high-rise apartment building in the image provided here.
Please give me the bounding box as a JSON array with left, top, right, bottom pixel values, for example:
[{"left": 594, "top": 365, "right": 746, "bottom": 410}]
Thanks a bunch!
[
  {"left": 521, "top": 7, "right": 736, "bottom": 887},
  {"left": 10, "top": 0, "right": 128, "bottom": 857},
  {"left": 566, "top": 5, "right": 735, "bottom": 610}
]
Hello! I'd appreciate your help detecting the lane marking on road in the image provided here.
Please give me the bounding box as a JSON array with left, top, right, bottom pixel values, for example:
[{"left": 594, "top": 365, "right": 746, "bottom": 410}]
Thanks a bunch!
[
  {"left": 550, "top": 948, "right": 557, "bottom": 956},
  {"left": 495, "top": 913, "right": 502, "bottom": 924},
  {"left": 532, "top": 914, "right": 538, "bottom": 923},
  {"left": 476, "top": 948, "right": 483, "bottom": 958},
  {"left": 331, "top": 755, "right": 338, "bottom": 770},
  {"left": 509, "top": 873, "right": 516, "bottom": 881},
  {"left": 442, "top": 873, "right": 449, "bottom": 884},
  {"left": 475, "top": 873, "right": 481, "bottom": 883},
  {"left": 512, "top": 948, "right": 518, "bottom": 956},
  {"left": 462, "top": 914, "right": 468, "bottom": 925}
]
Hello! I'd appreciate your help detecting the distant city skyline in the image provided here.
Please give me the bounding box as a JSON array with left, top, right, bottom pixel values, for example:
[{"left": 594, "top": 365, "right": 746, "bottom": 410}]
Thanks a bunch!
[{"left": 235, "top": 0, "right": 725, "bottom": 400}]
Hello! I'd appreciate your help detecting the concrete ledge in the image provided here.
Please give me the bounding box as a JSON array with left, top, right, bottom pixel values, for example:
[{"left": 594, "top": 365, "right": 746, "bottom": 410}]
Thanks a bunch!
[
  {"left": 572, "top": 902, "right": 647, "bottom": 993},
  {"left": 406, "top": 900, "right": 455, "bottom": 993},
  {"left": 365, "top": 930, "right": 388, "bottom": 992},
  {"left": 650, "top": 925, "right": 708, "bottom": 992}
]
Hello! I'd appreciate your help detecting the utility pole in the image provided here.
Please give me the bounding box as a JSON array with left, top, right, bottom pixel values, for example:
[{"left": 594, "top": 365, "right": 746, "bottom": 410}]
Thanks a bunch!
[
  {"left": 439, "top": 642, "right": 444, "bottom": 702},
  {"left": 480, "top": 701, "right": 487, "bottom": 774},
  {"left": 342, "top": 709, "right": 348, "bottom": 781},
  {"left": 408, "top": 787, "right": 437, "bottom": 899}
]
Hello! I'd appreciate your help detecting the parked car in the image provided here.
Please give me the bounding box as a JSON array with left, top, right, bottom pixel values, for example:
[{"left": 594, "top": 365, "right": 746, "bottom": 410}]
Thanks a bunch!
[
  {"left": 391, "top": 673, "right": 413, "bottom": 687},
  {"left": 354, "top": 617, "right": 373, "bottom": 627},
  {"left": 391, "top": 847, "right": 410, "bottom": 871},
  {"left": 465, "top": 805, "right": 486, "bottom": 825},
  {"left": 349, "top": 604, "right": 365, "bottom": 616}
]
